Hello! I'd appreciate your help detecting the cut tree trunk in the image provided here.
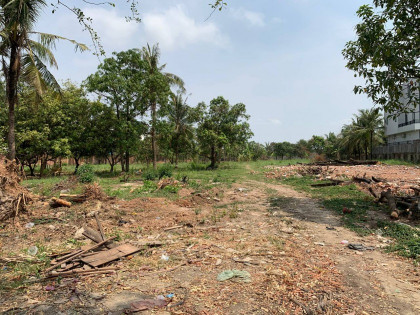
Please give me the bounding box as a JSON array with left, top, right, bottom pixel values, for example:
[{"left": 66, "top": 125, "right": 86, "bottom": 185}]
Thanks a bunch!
[{"left": 151, "top": 102, "right": 157, "bottom": 170}]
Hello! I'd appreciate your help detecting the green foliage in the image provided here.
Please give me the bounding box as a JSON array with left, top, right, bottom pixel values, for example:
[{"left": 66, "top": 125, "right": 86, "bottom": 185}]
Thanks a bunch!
[
  {"left": 139, "top": 180, "right": 158, "bottom": 192},
  {"left": 158, "top": 164, "right": 173, "bottom": 179},
  {"left": 377, "top": 221, "right": 420, "bottom": 261},
  {"left": 85, "top": 49, "right": 148, "bottom": 171},
  {"left": 142, "top": 168, "right": 158, "bottom": 180},
  {"left": 189, "top": 162, "right": 207, "bottom": 171},
  {"left": 76, "top": 164, "right": 95, "bottom": 183},
  {"left": 342, "top": 1, "right": 420, "bottom": 113},
  {"left": 197, "top": 96, "right": 253, "bottom": 168}
]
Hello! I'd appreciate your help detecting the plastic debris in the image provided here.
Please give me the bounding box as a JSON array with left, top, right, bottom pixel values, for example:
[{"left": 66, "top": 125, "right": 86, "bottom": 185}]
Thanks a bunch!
[
  {"left": 217, "top": 269, "right": 251, "bottom": 283},
  {"left": 25, "top": 222, "right": 35, "bottom": 229},
  {"left": 340, "top": 240, "right": 349, "bottom": 244},
  {"left": 161, "top": 254, "right": 169, "bottom": 261},
  {"left": 28, "top": 245, "right": 38, "bottom": 256},
  {"left": 348, "top": 243, "right": 375, "bottom": 251},
  {"left": 166, "top": 293, "right": 175, "bottom": 298}
]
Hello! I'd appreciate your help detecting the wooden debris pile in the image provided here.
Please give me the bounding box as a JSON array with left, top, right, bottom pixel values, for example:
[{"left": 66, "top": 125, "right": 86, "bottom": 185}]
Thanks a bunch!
[
  {"left": 0, "top": 158, "right": 32, "bottom": 221},
  {"left": 56, "top": 183, "right": 107, "bottom": 205},
  {"left": 307, "top": 159, "right": 379, "bottom": 166},
  {"left": 266, "top": 163, "right": 420, "bottom": 220},
  {"left": 45, "top": 214, "right": 140, "bottom": 278}
]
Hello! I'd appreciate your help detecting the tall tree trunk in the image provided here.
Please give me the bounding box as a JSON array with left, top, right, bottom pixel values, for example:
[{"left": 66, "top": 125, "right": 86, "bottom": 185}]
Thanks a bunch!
[
  {"left": 74, "top": 157, "right": 80, "bottom": 174},
  {"left": 175, "top": 141, "right": 179, "bottom": 168},
  {"left": 370, "top": 131, "right": 374, "bottom": 160},
  {"left": 209, "top": 146, "right": 217, "bottom": 169},
  {"left": 6, "top": 43, "right": 20, "bottom": 161},
  {"left": 28, "top": 164, "right": 35, "bottom": 177},
  {"left": 40, "top": 157, "right": 48, "bottom": 177},
  {"left": 125, "top": 150, "right": 130, "bottom": 172},
  {"left": 151, "top": 102, "right": 157, "bottom": 170},
  {"left": 120, "top": 156, "right": 125, "bottom": 172}
]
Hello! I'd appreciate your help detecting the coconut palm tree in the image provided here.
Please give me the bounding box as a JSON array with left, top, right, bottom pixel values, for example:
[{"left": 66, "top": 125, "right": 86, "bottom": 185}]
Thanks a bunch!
[
  {"left": 340, "top": 108, "right": 384, "bottom": 159},
  {"left": 142, "top": 43, "right": 184, "bottom": 169},
  {"left": 0, "top": 0, "right": 87, "bottom": 160},
  {"left": 167, "top": 93, "right": 195, "bottom": 167}
]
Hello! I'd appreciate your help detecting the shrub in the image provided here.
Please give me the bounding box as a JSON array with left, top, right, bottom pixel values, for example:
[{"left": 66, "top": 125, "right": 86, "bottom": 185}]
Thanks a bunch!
[
  {"left": 158, "top": 164, "right": 173, "bottom": 179},
  {"left": 76, "top": 164, "right": 95, "bottom": 183},
  {"left": 189, "top": 162, "right": 207, "bottom": 171},
  {"left": 142, "top": 168, "right": 158, "bottom": 180}
]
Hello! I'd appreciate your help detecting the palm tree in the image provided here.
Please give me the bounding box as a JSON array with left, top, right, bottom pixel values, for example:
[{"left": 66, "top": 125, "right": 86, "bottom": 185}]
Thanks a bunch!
[
  {"left": 167, "top": 93, "right": 195, "bottom": 167},
  {"left": 142, "top": 43, "right": 184, "bottom": 169},
  {"left": 340, "top": 108, "right": 384, "bottom": 159},
  {"left": 0, "top": 0, "right": 87, "bottom": 160},
  {"left": 352, "top": 108, "right": 384, "bottom": 159}
]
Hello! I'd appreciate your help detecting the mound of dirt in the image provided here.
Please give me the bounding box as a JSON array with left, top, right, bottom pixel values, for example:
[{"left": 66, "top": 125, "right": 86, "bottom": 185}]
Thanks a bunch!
[{"left": 0, "top": 158, "right": 32, "bottom": 221}]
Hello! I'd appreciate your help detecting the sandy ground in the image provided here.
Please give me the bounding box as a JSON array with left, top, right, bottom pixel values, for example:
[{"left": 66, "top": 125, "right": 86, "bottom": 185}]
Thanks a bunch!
[{"left": 0, "top": 172, "right": 419, "bottom": 314}]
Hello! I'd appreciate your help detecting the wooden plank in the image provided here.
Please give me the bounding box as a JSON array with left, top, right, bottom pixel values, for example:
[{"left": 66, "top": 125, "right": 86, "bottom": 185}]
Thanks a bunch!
[
  {"left": 81, "top": 244, "right": 140, "bottom": 267},
  {"left": 45, "top": 237, "right": 116, "bottom": 273},
  {"left": 94, "top": 213, "right": 106, "bottom": 241}
]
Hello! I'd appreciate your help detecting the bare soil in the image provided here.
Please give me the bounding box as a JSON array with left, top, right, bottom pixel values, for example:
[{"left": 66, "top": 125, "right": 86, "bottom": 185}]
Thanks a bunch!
[{"left": 0, "top": 170, "right": 419, "bottom": 314}]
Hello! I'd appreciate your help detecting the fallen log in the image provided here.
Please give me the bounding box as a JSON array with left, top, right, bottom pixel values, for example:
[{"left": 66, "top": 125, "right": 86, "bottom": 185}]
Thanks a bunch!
[
  {"left": 353, "top": 176, "right": 372, "bottom": 184},
  {"left": 59, "top": 193, "right": 86, "bottom": 203},
  {"left": 50, "top": 197, "right": 71, "bottom": 208},
  {"left": 311, "top": 180, "right": 345, "bottom": 187},
  {"left": 379, "top": 189, "right": 399, "bottom": 219},
  {"left": 368, "top": 187, "right": 378, "bottom": 198}
]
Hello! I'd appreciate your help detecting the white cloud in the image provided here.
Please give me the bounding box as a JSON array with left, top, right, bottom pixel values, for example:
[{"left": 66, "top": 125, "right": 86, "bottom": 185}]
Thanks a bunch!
[
  {"left": 83, "top": 7, "right": 139, "bottom": 48},
  {"left": 231, "top": 8, "right": 265, "bottom": 27},
  {"left": 142, "top": 6, "right": 228, "bottom": 50}
]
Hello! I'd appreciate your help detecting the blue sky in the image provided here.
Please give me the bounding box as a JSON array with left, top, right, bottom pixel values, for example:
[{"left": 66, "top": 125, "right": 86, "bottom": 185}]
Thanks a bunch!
[{"left": 36, "top": 0, "right": 372, "bottom": 143}]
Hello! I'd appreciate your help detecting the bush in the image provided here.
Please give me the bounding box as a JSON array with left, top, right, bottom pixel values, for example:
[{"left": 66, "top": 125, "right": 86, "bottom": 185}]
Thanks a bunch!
[
  {"left": 189, "top": 162, "right": 207, "bottom": 171},
  {"left": 76, "top": 164, "right": 95, "bottom": 183},
  {"left": 142, "top": 168, "right": 158, "bottom": 181},
  {"left": 158, "top": 164, "right": 173, "bottom": 179}
]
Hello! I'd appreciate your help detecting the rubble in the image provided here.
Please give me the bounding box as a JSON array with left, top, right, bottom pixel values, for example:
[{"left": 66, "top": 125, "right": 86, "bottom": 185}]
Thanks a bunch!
[{"left": 266, "top": 163, "right": 420, "bottom": 220}]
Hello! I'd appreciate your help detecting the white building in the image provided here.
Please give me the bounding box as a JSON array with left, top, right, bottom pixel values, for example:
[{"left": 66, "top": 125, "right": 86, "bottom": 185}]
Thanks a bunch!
[
  {"left": 375, "top": 83, "right": 420, "bottom": 161},
  {"left": 384, "top": 84, "right": 420, "bottom": 144}
]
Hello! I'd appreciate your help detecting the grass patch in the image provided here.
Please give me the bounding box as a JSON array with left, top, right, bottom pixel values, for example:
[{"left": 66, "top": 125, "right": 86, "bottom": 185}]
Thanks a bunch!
[{"left": 376, "top": 221, "right": 420, "bottom": 262}]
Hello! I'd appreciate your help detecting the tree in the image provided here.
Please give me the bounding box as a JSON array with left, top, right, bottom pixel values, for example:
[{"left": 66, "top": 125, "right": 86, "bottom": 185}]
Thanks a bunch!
[
  {"left": 167, "top": 93, "right": 197, "bottom": 167},
  {"left": 295, "top": 139, "right": 310, "bottom": 158},
  {"left": 61, "top": 82, "right": 95, "bottom": 173},
  {"left": 142, "top": 43, "right": 184, "bottom": 169},
  {"left": 197, "top": 96, "right": 252, "bottom": 169},
  {"left": 85, "top": 49, "right": 146, "bottom": 171},
  {"left": 343, "top": 1, "right": 420, "bottom": 113},
  {"left": 339, "top": 108, "right": 384, "bottom": 160},
  {"left": 0, "top": 0, "right": 87, "bottom": 160},
  {"left": 247, "top": 141, "right": 267, "bottom": 161},
  {"left": 308, "top": 136, "right": 325, "bottom": 155},
  {"left": 15, "top": 88, "right": 71, "bottom": 176}
]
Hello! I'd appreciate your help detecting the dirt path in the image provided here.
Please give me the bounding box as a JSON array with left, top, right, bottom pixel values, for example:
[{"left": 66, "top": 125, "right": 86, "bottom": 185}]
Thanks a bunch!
[
  {"left": 257, "top": 180, "right": 420, "bottom": 314},
  {"left": 2, "top": 175, "right": 419, "bottom": 314}
]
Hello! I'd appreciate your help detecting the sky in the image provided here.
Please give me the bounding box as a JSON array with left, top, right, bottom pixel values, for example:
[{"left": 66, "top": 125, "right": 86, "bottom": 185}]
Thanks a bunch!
[{"left": 35, "top": 0, "right": 373, "bottom": 143}]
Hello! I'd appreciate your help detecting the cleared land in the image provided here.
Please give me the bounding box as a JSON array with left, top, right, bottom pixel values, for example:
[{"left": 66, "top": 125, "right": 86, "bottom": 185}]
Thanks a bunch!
[{"left": 0, "top": 161, "right": 419, "bottom": 314}]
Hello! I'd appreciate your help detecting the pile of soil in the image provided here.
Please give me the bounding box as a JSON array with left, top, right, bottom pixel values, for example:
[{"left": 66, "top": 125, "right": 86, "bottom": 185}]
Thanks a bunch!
[{"left": 0, "top": 158, "right": 31, "bottom": 221}]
